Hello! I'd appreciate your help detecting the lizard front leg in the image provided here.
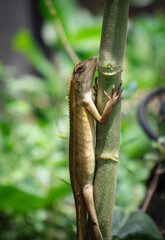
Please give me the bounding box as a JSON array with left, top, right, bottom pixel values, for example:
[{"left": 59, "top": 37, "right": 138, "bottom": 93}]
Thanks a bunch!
[{"left": 84, "top": 82, "right": 124, "bottom": 124}]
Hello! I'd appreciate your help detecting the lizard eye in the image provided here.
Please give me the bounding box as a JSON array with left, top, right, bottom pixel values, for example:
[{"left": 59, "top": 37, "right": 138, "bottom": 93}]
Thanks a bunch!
[
  {"left": 77, "top": 66, "right": 83, "bottom": 71},
  {"left": 76, "top": 81, "right": 81, "bottom": 86},
  {"left": 76, "top": 63, "right": 86, "bottom": 73}
]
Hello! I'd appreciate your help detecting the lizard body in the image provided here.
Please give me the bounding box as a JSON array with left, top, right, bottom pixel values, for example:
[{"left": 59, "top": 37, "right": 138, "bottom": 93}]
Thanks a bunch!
[{"left": 68, "top": 56, "right": 123, "bottom": 240}]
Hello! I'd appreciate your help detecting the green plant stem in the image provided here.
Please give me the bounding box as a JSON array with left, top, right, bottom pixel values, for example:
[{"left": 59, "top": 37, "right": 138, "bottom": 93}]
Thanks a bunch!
[
  {"left": 44, "top": 0, "right": 80, "bottom": 63},
  {"left": 87, "top": 1, "right": 129, "bottom": 239}
]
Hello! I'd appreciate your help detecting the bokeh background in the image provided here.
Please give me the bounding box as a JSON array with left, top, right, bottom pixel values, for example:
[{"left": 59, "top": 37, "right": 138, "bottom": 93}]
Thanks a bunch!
[{"left": 0, "top": 0, "right": 165, "bottom": 239}]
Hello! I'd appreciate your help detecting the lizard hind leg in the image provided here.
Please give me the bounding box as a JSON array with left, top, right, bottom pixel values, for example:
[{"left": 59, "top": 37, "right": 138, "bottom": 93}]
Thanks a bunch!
[
  {"left": 82, "top": 184, "right": 103, "bottom": 240},
  {"left": 74, "top": 191, "right": 87, "bottom": 240}
]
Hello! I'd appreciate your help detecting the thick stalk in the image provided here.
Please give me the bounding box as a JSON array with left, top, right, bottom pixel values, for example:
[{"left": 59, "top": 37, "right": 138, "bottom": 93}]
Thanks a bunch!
[{"left": 87, "top": 1, "right": 129, "bottom": 239}]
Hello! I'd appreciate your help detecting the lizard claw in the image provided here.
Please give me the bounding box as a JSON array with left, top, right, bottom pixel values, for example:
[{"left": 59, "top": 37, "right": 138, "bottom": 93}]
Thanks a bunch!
[
  {"left": 111, "top": 84, "right": 115, "bottom": 98},
  {"left": 104, "top": 90, "right": 111, "bottom": 100},
  {"left": 104, "top": 81, "right": 124, "bottom": 104},
  {"left": 113, "top": 81, "right": 122, "bottom": 97},
  {"left": 117, "top": 87, "right": 124, "bottom": 100},
  {"left": 118, "top": 96, "right": 124, "bottom": 102},
  {"left": 117, "top": 81, "right": 123, "bottom": 94}
]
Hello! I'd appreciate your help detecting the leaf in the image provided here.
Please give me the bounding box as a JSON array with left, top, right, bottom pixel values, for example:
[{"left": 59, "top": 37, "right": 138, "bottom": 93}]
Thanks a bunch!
[
  {"left": 57, "top": 178, "right": 71, "bottom": 186},
  {"left": 111, "top": 208, "right": 163, "bottom": 240},
  {"left": 6, "top": 100, "right": 31, "bottom": 115},
  {"left": 56, "top": 133, "right": 68, "bottom": 140},
  {"left": 0, "top": 184, "right": 72, "bottom": 213},
  {"left": 121, "top": 121, "right": 150, "bottom": 158},
  {"left": 123, "top": 80, "right": 138, "bottom": 99},
  {"left": 46, "top": 184, "right": 71, "bottom": 205},
  {"left": 8, "top": 75, "right": 47, "bottom": 94},
  {"left": 0, "top": 185, "right": 45, "bottom": 212},
  {"left": 120, "top": 137, "right": 137, "bottom": 149}
]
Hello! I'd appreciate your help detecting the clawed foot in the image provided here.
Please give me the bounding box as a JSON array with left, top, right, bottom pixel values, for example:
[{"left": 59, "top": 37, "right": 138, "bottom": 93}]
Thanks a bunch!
[{"left": 104, "top": 81, "right": 124, "bottom": 105}]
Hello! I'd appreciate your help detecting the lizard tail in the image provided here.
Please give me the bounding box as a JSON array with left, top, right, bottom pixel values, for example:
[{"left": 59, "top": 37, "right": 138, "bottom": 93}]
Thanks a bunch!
[
  {"left": 74, "top": 192, "right": 87, "bottom": 240},
  {"left": 83, "top": 184, "right": 103, "bottom": 240}
]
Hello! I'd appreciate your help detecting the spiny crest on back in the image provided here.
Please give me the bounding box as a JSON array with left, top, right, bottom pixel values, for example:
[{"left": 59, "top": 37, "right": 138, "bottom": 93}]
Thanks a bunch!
[{"left": 68, "top": 71, "right": 76, "bottom": 105}]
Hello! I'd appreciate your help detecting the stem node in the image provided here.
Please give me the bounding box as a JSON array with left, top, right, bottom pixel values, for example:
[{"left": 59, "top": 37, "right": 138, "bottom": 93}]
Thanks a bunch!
[{"left": 98, "top": 65, "right": 124, "bottom": 76}]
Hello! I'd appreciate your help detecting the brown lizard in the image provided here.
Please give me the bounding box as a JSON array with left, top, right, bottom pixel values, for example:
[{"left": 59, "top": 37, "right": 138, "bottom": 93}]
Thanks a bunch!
[{"left": 68, "top": 56, "right": 123, "bottom": 240}]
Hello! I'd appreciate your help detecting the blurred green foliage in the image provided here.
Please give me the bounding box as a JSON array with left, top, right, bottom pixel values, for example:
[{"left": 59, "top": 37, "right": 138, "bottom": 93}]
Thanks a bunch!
[
  {"left": 111, "top": 208, "right": 162, "bottom": 240},
  {"left": 0, "top": 0, "right": 164, "bottom": 239}
]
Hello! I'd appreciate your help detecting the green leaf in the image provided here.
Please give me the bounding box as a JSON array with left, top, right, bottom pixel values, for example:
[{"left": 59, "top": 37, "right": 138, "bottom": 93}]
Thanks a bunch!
[
  {"left": 111, "top": 209, "right": 163, "bottom": 240},
  {"left": 0, "top": 184, "right": 72, "bottom": 213},
  {"left": 123, "top": 80, "right": 138, "bottom": 99},
  {"left": 6, "top": 100, "right": 31, "bottom": 115},
  {"left": 57, "top": 178, "right": 71, "bottom": 186},
  {"left": 0, "top": 185, "right": 45, "bottom": 212},
  {"left": 121, "top": 121, "right": 150, "bottom": 158},
  {"left": 56, "top": 133, "right": 68, "bottom": 140},
  {"left": 46, "top": 184, "right": 71, "bottom": 205},
  {"left": 8, "top": 75, "right": 47, "bottom": 94}
]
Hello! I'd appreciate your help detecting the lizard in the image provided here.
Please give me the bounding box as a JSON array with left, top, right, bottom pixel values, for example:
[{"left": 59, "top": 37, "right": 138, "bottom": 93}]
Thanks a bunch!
[{"left": 68, "top": 56, "right": 123, "bottom": 240}]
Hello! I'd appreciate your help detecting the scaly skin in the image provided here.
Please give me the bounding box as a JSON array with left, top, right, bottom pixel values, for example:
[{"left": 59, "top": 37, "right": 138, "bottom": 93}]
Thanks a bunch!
[{"left": 68, "top": 56, "right": 123, "bottom": 240}]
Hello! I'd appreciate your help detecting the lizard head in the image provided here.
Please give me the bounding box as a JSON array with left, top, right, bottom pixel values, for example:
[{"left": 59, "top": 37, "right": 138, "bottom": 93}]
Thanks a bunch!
[{"left": 72, "top": 56, "right": 97, "bottom": 99}]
